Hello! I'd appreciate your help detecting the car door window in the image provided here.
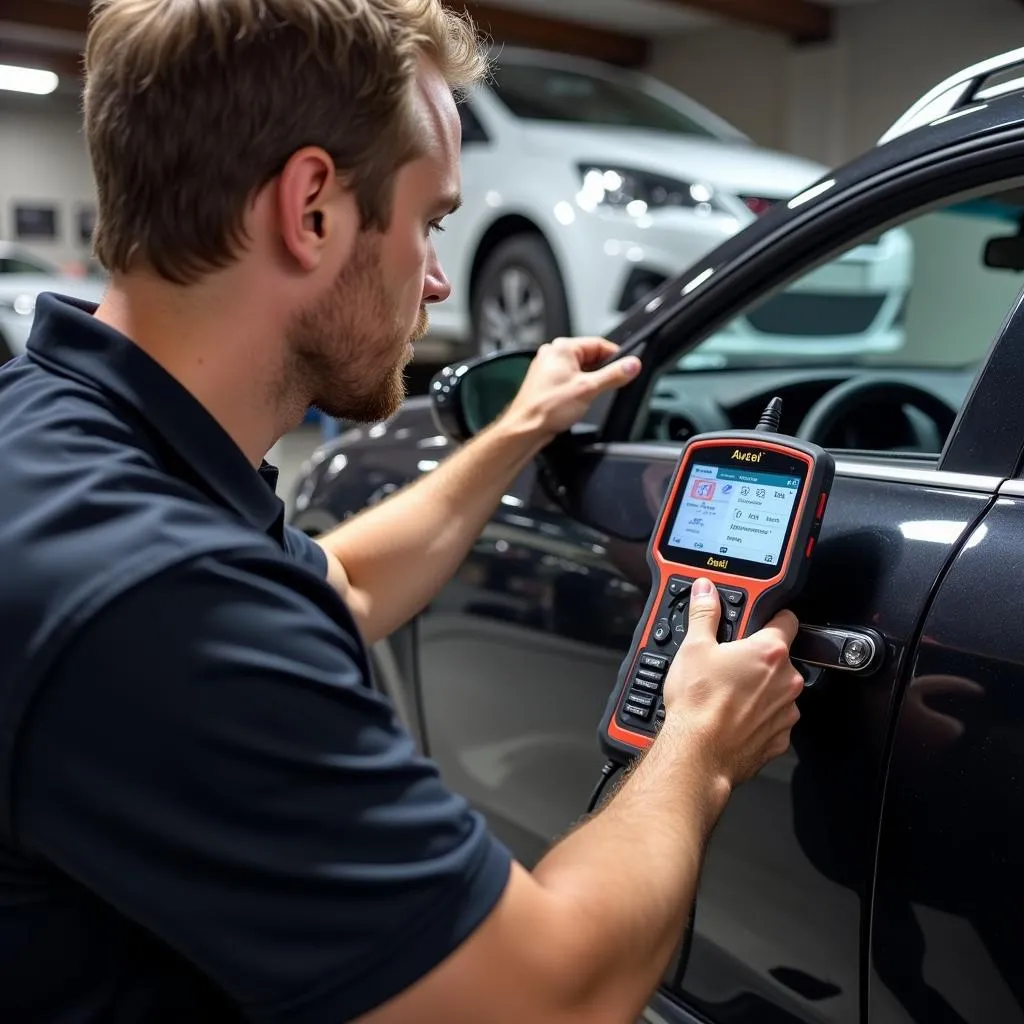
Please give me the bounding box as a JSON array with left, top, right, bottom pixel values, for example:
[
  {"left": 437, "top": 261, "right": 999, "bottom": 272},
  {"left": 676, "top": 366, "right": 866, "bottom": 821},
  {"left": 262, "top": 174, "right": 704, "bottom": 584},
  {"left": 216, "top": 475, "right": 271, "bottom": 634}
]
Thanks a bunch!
[
  {"left": 489, "top": 61, "right": 722, "bottom": 138},
  {"left": 0, "top": 257, "right": 51, "bottom": 275},
  {"left": 458, "top": 101, "right": 489, "bottom": 146},
  {"left": 636, "top": 186, "right": 1024, "bottom": 456}
]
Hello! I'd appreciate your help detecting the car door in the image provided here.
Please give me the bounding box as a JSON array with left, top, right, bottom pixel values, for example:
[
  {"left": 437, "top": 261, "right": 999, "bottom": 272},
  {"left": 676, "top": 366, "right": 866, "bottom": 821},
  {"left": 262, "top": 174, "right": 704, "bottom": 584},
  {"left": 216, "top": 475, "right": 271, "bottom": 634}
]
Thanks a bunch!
[
  {"left": 413, "top": 122, "right": 1024, "bottom": 1024},
  {"left": 866, "top": 303, "right": 1024, "bottom": 1024}
]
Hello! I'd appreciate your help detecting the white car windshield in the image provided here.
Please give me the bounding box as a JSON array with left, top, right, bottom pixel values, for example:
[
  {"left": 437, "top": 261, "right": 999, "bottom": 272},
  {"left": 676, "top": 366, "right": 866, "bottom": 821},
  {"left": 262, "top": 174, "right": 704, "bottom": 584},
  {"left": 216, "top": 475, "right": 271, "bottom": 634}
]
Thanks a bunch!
[{"left": 489, "top": 61, "right": 723, "bottom": 139}]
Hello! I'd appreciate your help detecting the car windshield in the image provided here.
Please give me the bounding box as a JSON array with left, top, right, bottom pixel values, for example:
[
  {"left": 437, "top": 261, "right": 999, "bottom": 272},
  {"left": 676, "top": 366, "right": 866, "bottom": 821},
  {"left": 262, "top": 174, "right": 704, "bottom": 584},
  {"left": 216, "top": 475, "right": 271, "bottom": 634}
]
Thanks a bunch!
[
  {"left": 665, "top": 189, "right": 1024, "bottom": 374},
  {"left": 0, "top": 253, "right": 56, "bottom": 275},
  {"left": 488, "top": 61, "right": 723, "bottom": 139}
]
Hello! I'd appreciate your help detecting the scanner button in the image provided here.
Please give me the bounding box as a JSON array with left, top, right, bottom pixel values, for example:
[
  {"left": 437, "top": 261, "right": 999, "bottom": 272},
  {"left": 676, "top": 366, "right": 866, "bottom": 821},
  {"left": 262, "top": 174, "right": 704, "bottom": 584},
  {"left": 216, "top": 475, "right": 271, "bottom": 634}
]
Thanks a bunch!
[
  {"left": 652, "top": 619, "right": 672, "bottom": 645},
  {"left": 720, "top": 588, "right": 744, "bottom": 606},
  {"left": 626, "top": 691, "right": 655, "bottom": 709},
  {"left": 639, "top": 653, "right": 668, "bottom": 671},
  {"left": 623, "top": 701, "right": 652, "bottom": 720},
  {"left": 724, "top": 605, "right": 741, "bottom": 623},
  {"left": 656, "top": 705, "right": 666, "bottom": 724},
  {"left": 667, "top": 577, "right": 691, "bottom": 598},
  {"left": 631, "top": 676, "right": 661, "bottom": 694},
  {"left": 636, "top": 668, "right": 663, "bottom": 682}
]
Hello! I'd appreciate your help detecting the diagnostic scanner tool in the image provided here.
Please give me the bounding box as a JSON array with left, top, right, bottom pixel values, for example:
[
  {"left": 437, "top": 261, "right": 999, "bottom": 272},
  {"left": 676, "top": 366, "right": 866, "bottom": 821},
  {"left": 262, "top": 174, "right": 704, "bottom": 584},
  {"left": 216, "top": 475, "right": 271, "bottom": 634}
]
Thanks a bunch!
[{"left": 598, "top": 398, "right": 834, "bottom": 764}]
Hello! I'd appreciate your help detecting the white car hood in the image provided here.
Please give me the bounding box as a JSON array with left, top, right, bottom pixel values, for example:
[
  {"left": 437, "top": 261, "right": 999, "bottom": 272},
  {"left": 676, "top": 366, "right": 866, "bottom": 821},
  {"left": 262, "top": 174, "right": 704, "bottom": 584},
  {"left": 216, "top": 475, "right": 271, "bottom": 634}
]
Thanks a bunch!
[{"left": 519, "top": 123, "right": 828, "bottom": 200}]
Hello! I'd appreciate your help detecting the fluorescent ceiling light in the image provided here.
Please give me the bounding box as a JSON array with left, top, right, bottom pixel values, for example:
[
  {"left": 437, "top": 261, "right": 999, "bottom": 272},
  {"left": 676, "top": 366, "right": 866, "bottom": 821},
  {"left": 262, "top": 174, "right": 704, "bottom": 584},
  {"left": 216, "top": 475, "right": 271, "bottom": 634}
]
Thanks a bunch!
[{"left": 0, "top": 64, "right": 59, "bottom": 95}]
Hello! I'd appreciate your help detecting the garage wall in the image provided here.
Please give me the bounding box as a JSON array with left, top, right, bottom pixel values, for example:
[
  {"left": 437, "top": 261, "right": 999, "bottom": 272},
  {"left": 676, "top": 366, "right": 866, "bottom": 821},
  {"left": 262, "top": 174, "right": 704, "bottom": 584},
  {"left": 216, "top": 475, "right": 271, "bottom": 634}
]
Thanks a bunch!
[
  {"left": 0, "top": 95, "right": 96, "bottom": 268},
  {"left": 650, "top": 0, "right": 1024, "bottom": 167}
]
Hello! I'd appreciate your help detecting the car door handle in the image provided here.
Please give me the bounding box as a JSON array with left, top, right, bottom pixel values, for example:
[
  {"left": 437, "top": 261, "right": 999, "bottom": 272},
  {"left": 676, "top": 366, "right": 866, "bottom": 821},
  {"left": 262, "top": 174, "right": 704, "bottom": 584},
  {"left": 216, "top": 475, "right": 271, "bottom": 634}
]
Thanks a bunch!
[{"left": 792, "top": 624, "right": 885, "bottom": 683}]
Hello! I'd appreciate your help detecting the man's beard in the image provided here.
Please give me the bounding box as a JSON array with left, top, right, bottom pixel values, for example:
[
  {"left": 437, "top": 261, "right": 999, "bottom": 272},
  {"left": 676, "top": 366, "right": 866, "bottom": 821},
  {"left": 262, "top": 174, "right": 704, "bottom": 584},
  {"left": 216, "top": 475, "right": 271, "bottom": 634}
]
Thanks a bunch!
[{"left": 287, "top": 234, "right": 428, "bottom": 424}]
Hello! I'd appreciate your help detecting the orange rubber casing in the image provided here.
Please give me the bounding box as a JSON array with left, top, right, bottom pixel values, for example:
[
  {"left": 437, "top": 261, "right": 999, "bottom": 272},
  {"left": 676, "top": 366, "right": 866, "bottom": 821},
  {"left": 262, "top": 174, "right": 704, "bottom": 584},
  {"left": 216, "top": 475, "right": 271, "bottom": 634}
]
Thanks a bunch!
[{"left": 598, "top": 431, "right": 834, "bottom": 763}]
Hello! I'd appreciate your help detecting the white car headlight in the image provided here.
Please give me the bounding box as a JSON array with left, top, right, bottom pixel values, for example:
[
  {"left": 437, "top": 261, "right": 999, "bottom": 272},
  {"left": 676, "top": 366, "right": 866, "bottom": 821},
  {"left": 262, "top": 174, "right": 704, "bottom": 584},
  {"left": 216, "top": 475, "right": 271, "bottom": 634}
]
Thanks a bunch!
[
  {"left": 0, "top": 294, "right": 36, "bottom": 317},
  {"left": 576, "top": 164, "right": 731, "bottom": 216}
]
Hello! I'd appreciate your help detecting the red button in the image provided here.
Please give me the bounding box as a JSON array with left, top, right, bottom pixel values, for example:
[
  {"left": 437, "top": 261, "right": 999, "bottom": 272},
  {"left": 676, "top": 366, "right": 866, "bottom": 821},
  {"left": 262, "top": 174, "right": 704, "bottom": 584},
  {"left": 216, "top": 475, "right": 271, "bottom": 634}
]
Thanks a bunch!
[
  {"left": 806, "top": 537, "right": 816, "bottom": 558},
  {"left": 816, "top": 492, "right": 828, "bottom": 519}
]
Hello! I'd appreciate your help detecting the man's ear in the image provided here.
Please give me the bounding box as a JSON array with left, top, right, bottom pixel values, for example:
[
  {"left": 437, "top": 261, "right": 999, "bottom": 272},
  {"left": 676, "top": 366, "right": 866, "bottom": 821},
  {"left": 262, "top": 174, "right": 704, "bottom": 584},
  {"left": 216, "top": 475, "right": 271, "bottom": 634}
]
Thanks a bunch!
[{"left": 276, "top": 146, "right": 359, "bottom": 273}]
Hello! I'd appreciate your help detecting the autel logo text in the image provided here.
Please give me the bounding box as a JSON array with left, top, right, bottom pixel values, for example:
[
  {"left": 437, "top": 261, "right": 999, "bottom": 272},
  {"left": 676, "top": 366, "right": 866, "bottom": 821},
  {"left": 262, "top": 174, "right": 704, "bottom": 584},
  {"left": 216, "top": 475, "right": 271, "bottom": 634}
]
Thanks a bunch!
[{"left": 731, "top": 449, "right": 763, "bottom": 463}]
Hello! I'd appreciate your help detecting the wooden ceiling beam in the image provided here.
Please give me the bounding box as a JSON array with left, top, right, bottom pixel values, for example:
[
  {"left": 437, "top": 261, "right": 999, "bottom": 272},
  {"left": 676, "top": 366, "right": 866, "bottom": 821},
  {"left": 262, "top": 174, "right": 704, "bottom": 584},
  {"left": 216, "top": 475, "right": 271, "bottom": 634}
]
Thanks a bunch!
[
  {"left": 0, "top": 0, "right": 89, "bottom": 36},
  {"left": 657, "top": 0, "right": 833, "bottom": 43}
]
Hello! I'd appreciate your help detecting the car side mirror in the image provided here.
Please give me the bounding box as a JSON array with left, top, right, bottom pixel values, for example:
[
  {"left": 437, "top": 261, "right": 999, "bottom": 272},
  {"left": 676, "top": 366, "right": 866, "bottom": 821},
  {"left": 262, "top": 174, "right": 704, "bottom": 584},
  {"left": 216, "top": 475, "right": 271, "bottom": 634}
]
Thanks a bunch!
[{"left": 430, "top": 348, "right": 534, "bottom": 443}]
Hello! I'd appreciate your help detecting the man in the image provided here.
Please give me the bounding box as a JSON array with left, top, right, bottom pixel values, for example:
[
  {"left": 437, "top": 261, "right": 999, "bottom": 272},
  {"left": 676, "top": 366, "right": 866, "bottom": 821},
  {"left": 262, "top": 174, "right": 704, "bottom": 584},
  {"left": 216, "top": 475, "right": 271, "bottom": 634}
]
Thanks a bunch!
[{"left": 0, "top": 1, "right": 803, "bottom": 1021}]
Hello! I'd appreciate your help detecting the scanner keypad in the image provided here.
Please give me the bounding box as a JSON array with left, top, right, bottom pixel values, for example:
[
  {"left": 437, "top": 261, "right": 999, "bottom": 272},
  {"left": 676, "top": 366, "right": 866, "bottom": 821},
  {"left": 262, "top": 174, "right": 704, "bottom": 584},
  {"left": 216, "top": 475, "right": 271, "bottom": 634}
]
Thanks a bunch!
[{"left": 621, "top": 575, "right": 747, "bottom": 728}]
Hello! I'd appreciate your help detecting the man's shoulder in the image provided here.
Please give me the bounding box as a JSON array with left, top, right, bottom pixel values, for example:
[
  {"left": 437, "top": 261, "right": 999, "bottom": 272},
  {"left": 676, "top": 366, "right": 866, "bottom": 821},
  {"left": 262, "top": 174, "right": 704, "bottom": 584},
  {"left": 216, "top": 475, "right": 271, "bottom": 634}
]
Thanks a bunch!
[{"left": 0, "top": 380, "right": 316, "bottom": 686}]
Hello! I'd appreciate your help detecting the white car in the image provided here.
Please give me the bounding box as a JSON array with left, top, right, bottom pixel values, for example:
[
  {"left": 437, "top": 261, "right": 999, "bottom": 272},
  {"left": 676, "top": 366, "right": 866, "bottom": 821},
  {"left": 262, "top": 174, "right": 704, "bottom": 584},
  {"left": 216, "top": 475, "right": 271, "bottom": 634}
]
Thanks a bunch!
[
  {"left": 0, "top": 244, "right": 107, "bottom": 363},
  {"left": 431, "top": 47, "right": 912, "bottom": 360}
]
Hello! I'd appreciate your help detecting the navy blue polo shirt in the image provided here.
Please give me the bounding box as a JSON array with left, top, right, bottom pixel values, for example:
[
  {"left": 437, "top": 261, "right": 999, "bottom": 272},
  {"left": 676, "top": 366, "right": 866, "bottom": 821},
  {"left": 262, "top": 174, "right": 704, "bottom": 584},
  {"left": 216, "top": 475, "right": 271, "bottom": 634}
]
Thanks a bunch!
[{"left": 0, "top": 294, "right": 511, "bottom": 1023}]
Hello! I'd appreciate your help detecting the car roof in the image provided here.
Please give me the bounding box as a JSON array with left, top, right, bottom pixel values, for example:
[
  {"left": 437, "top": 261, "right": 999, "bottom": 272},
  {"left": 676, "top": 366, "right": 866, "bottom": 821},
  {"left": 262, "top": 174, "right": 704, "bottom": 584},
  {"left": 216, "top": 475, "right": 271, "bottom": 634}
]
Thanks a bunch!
[{"left": 879, "top": 45, "right": 1024, "bottom": 145}]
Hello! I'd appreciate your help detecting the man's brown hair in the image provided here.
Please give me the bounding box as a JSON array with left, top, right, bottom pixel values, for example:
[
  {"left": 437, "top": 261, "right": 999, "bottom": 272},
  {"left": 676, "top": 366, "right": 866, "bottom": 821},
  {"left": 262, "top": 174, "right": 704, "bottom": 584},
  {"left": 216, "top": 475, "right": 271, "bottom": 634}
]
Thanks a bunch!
[{"left": 83, "top": 0, "right": 488, "bottom": 285}]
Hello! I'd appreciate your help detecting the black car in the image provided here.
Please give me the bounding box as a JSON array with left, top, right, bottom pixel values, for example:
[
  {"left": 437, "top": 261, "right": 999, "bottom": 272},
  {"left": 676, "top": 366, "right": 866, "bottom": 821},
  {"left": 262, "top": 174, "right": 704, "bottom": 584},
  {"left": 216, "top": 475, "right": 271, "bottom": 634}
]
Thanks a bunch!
[{"left": 290, "top": 50, "right": 1024, "bottom": 1024}]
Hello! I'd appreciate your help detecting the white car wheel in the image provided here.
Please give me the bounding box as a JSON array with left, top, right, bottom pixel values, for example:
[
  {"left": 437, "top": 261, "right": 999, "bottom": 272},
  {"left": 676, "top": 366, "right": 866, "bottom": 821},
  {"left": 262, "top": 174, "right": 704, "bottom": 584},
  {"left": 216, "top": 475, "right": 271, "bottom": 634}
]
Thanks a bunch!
[{"left": 471, "top": 235, "right": 571, "bottom": 357}]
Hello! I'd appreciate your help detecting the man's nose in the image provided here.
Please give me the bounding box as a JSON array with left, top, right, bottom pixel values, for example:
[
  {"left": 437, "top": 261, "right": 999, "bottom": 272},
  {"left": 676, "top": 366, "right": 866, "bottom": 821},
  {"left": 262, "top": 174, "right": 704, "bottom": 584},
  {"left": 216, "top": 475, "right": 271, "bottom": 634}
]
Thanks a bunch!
[{"left": 423, "top": 245, "right": 452, "bottom": 305}]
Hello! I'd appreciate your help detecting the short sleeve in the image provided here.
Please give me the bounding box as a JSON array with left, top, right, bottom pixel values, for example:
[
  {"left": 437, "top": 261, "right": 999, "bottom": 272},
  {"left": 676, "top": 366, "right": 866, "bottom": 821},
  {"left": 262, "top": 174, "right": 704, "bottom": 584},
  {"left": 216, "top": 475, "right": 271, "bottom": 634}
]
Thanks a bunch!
[
  {"left": 15, "top": 551, "right": 512, "bottom": 1023},
  {"left": 282, "top": 523, "right": 328, "bottom": 578}
]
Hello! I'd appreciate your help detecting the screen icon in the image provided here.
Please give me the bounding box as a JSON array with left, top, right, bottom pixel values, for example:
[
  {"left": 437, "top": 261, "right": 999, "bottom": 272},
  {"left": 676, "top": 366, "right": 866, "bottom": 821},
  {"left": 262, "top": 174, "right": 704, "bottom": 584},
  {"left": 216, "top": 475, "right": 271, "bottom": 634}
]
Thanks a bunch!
[
  {"left": 690, "top": 478, "right": 716, "bottom": 500},
  {"left": 721, "top": 483, "right": 734, "bottom": 495}
]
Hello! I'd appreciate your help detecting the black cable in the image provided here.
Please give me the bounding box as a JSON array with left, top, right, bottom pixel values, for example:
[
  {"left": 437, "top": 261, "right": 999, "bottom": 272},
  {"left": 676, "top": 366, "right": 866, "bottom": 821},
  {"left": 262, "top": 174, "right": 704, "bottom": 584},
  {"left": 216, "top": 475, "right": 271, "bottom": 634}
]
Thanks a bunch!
[
  {"left": 586, "top": 760, "right": 620, "bottom": 814},
  {"left": 755, "top": 396, "right": 783, "bottom": 433}
]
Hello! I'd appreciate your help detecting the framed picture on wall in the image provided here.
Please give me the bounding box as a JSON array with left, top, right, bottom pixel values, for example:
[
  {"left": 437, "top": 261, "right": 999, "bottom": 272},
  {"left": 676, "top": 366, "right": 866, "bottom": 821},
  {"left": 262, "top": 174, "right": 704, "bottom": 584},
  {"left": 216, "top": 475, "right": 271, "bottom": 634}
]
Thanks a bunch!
[
  {"left": 13, "top": 203, "right": 59, "bottom": 241},
  {"left": 77, "top": 204, "right": 97, "bottom": 247}
]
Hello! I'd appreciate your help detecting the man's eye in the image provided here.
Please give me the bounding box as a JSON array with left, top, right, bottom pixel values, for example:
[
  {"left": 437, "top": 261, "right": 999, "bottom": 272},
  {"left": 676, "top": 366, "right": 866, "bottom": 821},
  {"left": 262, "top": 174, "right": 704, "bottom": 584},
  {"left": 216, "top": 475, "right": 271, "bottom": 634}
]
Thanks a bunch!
[{"left": 428, "top": 220, "right": 446, "bottom": 235}]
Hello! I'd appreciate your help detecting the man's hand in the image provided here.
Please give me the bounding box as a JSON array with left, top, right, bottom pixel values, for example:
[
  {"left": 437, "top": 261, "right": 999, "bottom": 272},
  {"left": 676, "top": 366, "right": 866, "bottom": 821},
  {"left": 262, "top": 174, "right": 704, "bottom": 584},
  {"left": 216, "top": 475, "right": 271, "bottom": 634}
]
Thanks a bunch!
[
  {"left": 662, "top": 577, "right": 804, "bottom": 791},
  {"left": 501, "top": 337, "right": 641, "bottom": 442},
  {"left": 316, "top": 336, "right": 640, "bottom": 643},
  {"left": 350, "top": 584, "right": 806, "bottom": 1024}
]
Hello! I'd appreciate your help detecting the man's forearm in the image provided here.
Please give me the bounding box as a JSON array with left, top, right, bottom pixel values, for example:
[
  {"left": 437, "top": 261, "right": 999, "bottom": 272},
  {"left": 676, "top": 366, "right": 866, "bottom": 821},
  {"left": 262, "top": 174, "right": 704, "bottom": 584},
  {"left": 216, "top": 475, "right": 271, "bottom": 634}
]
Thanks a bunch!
[
  {"left": 317, "top": 410, "right": 547, "bottom": 644},
  {"left": 532, "top": 718, "right": 730, "bottom": 1020}
]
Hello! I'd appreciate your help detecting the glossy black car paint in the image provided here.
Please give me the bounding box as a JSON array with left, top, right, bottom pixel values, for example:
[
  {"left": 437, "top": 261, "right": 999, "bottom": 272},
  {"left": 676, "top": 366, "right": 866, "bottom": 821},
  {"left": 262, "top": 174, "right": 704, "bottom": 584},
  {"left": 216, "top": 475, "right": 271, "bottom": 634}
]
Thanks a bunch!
[
  {"left": 869, "top": 492, "right": 1024, "bottom": 1024},
  {"left": 289, "top": 84, "right": 1024, "bottom": 1024}
]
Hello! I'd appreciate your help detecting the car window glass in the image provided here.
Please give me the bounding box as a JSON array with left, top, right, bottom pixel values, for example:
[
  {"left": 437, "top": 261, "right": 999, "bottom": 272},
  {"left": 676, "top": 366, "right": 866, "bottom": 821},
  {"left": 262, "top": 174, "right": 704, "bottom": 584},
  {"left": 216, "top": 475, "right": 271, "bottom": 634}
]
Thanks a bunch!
[
  {"left": 0, "top": 257, "right": 51, "bottom": 274},
  {"left": 636, "top": 186, "right": 1024, "bottom": 457},
  {"left": 489, "top": 62, "right": 721, "bottom": 139},
  {"left": 458, "top": 101, "right": 488, "bottom": 145}
]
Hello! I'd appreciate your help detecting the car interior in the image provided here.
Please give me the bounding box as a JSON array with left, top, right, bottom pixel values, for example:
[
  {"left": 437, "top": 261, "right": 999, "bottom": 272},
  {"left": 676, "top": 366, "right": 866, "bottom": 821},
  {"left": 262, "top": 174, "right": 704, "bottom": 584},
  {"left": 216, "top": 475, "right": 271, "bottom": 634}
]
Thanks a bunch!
[{"left": 636, "top": 184, "right": 1024, "bottom": 458}]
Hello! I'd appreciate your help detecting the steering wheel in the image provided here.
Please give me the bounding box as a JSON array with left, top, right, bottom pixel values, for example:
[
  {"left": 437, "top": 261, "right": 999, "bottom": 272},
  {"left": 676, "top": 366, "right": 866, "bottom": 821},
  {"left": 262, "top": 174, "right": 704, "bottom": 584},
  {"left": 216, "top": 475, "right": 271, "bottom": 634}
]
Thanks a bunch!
[{"left": 796, "top": 377, "right": 958, "bottom": 452}]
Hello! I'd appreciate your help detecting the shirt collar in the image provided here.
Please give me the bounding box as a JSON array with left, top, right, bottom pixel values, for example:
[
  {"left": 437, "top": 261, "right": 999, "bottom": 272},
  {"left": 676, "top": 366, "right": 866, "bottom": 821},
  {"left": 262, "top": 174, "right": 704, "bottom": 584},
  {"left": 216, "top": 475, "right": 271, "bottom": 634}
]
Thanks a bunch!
[{"left": 27, "top": 292, "right": 286, "bottom": 536}]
